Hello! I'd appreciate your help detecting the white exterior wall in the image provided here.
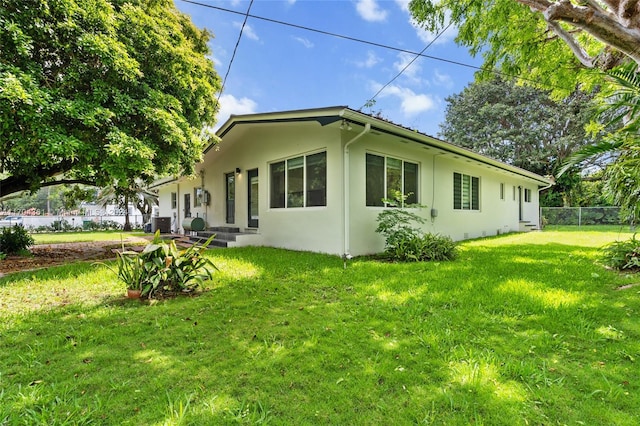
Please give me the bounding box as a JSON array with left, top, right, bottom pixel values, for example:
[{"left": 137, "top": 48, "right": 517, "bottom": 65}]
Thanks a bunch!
[
  {"left": 187, "top": 122, "right": 344, "bottom": 254},
  {"left": 157, "top": 184, "right": 181, "bottom": 232},
  {"left": 347, "top": 135, "right": 543, "bottom": 256},
  {"left": 155, "top": 110, "right": 547, "bottom": 257}
]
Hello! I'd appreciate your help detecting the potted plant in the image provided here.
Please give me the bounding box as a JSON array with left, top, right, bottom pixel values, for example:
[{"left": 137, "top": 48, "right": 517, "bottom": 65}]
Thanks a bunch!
[
  {"left": 98, "top": 231, "right": 217, "bottom": 300},
  {"left": 116, "top": 249, "right": 146, "bottom": 298}
]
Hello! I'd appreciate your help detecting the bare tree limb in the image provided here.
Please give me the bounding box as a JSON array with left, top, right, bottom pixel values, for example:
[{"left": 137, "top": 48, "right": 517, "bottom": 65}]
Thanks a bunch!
[
  {"left": 546, "top": 20, "right": 596, "bottom": 67},
  {"left": 518, "top": 0, "right": 640, "bottom": 66}
]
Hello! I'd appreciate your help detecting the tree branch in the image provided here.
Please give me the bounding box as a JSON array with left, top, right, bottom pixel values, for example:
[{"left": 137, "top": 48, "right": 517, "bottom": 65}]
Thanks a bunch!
[
  {"left": 40, "top": 179, "right": 97, "bottom": 189},
  {"left": 518, "top": 0, "right": 640, "bottom": 67},
  {"left": 546, "top": 20, "right": 596, "bottom": 67}
]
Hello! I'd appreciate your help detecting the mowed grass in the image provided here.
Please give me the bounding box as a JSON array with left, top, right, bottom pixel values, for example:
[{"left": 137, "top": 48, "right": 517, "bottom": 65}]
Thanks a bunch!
[
  {"left": 32, "top": 231, "right": 148, "bottom": 245},
  {"left": 1, "top": 229, "right": 639, "bottom": 425}
]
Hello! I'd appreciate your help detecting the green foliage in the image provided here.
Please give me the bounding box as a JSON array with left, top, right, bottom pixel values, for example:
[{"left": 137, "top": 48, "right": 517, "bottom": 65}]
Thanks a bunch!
[
  {"left": 103, "top": 231, "right": 217, "bottom": 298},
  {"left": 541, "top": 207, "right": 622, "bottom": 226},
  {"left": 601, "top": 234, "right": 640, "bottom": 270},
  {"left": 562, "top": 64, "right": 640, "bottom": 223},
  {"left": 409, "top": 0, "right": 618, "bottom": 96},
  {"left": 440, "top": 76, "right": 601, "bottom": 206},
  {"left": 603, "top": 143, "right": 640, "bottom": 226},
  {"left": 375, "top": 199, "right": 456, "bottom": 262},
  {"left": 0, "top": 0, "right": 220, "bottom": 197},
  {"left": 0, "top": 224, "right": 34, "bottom": 255},
  {"left": 598, "top": 63, "right": 640, "bottom": 133}
]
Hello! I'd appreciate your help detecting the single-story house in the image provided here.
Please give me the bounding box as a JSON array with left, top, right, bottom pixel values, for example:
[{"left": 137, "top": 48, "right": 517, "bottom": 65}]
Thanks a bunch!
[{"left": 151, "top": 106, "right": 552, "bottom": 256}]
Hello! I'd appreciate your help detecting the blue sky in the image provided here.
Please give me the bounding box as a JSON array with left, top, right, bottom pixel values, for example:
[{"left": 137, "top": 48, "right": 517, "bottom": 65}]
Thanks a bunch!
[{"left": 175, "top": 0, "right": 483, "bottom": 136}]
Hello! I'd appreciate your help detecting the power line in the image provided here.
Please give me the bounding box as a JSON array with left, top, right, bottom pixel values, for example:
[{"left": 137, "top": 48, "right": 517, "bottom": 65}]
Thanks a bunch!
[
  {"left": 361, "top": 8, "right": 457, "bottom": 109},
  {"left": 179, "top": 0, "right": 481, "bottom": 71},
  {"left": 364, "top": 0, "right": 477, "bottom": 109},
  {"left": 216, "top": 0, "right": 254, "bottom": 105},
  {"left": 179, "top": 0, "right": 568, "bottom": 98}
]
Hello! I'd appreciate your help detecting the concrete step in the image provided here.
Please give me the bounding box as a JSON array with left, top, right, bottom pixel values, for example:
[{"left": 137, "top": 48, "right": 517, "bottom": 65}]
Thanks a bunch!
[
  {"left": 189, "top": 234, "right": 227, "bottom": 248},
  {"left": 519, "top": 221, "right": 539, "bottom": 232},
  {"left": 208, "top": 226, "right": 240, "bottom": 233}
]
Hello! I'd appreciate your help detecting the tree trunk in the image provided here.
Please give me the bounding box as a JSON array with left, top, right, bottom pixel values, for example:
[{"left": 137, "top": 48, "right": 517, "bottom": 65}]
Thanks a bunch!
[{"left": 123, "top": 193, "right": 132, "bottom": 231}]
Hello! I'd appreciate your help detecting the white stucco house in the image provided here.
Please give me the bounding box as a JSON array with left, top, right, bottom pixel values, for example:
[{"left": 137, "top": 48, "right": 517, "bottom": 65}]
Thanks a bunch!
[{"left": 151, "top": 106, "right": 552, "bottom": 256}]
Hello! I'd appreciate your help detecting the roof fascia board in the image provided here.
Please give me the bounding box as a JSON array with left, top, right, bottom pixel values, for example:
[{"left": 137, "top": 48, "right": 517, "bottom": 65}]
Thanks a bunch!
[
  {"left": 340, "top": 109, "right": 552, "bottom": 186},
  {"left": 207, "top": 106, "right": 347, "bottom": 154}
]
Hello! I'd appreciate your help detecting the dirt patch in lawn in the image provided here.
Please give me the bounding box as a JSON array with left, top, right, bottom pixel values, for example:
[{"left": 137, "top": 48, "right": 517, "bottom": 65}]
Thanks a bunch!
[{"left": 0, "top": 237, "right": 152, "bottom": 276}]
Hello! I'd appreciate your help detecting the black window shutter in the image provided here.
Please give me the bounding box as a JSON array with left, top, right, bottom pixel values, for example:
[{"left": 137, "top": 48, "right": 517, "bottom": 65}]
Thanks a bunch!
[
  {"left": 453, "top": 172, "right": 461, "bottom": 210},
  {"left": 471, "top": 177, "right": 479, "bottom": 210}
]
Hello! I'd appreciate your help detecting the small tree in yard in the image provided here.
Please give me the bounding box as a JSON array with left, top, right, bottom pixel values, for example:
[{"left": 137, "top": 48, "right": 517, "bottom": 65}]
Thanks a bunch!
[{"left": 375, "top": 193, "right": 457, "bottom": 262}]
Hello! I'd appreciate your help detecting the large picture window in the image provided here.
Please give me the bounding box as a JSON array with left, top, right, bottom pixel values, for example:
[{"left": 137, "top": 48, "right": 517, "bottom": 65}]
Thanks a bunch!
[
  {"left": 366, "top": 153, "right": 419, "bottom": 206},
  {"left": 270, "top": 151, "right": 326, "bottom": 208},
  {"left": 453, "top": 172, "right": 480, "bottom": 210}
]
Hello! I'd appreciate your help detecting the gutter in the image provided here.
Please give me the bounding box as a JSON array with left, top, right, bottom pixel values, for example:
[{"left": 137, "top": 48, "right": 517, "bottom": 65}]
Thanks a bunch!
[{"left": 342, "top": 122, "right": 371, "bottom": 259}]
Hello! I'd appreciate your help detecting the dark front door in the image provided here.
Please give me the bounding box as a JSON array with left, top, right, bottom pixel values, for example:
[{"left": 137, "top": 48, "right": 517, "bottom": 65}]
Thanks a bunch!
[
  {"left": 248, "top": 169, "right": 259, "bottom": 228},
  {"left": 184, "top": 193, "right": 191, "bottom": 218},
  {"left": 225, "top": 172, "right": 235, "bottom": 224},
  {"left": 518, "top": 186, "right": 523, "bottom": 221}
]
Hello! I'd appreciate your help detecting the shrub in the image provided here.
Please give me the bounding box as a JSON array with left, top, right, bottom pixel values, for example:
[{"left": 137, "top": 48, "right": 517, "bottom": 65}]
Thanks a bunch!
[
  {"left": 600, "top": 234, "right": 640, "bottom": 270},
  {"left": 103, "top": 231, "right": 217, "bottom": 299},
  {"left": 375, "top": 198, "right": 457, "bottom": 262},
  {"left": 0, "top": 225, "right": 35, "bottom": 255}
]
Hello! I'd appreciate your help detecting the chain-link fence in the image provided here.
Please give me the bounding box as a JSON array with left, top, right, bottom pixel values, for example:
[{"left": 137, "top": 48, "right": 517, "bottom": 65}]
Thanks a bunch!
[{"left": 541, "top": 207, "right": 622, "bottom": 226}]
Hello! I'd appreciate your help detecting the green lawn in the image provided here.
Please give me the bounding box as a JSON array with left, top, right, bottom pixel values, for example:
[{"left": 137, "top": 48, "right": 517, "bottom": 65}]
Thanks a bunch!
[
  {"left": 32, "top": 231, "right": 148, "bottom": 245},
  {"left": 1, "top": 230, "right": 639, "bottom": 425}
]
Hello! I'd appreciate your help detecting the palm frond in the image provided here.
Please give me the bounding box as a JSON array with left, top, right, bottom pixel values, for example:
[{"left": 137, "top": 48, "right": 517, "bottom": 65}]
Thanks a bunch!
[
  {"left": 598, "top": 63, "right": 640, "bottom": 133},
  {"left": 557, "top": 138, "right": 624, "bottom": 177}
]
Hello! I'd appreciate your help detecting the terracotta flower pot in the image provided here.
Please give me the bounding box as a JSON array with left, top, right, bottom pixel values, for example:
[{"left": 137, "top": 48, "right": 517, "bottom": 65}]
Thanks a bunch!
[{"left": 127, "top": 289, "right": 142, "bottom": 299}]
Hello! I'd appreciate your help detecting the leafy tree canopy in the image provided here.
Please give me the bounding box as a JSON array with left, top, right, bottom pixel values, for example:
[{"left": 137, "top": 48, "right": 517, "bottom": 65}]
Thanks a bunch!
[
  {"left": 0, "top": 0, "right": 220, "bottom": 198},
  {"left": 409, "top": 0, "right": 639, "bottom": 95},
  {"left": 439, "top": 76, "right": 601, "bottom": 206}
]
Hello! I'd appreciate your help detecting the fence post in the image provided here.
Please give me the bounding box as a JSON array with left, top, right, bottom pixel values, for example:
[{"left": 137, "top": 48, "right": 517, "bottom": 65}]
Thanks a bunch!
[{"left": 578, "top": 207, "right": 582, "bottom": 227}]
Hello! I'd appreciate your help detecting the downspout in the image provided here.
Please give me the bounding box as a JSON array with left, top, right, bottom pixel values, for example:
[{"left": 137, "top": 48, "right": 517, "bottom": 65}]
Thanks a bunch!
[
  {"left": 343, "top": 123, "right": 371, "bottom": 259},
  {"left": 176, "top": 183, "right": 181, "bottom": 234},
  {"left": 537, "top": 176, "right": 555, "bottom": 229}
]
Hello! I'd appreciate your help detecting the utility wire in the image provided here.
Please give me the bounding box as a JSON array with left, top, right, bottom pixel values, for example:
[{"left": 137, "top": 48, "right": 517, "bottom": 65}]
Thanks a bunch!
[
  {"left": 180, "top": 0, "right": 481, "bottom": 72},
  {"left": 180, "top": 0, "right": 568, "bottom": 97},
  {"left": 361, "top": 14, "right": 455, "bottom": 109},
  {"left": 363, "top": 0, "right": 476, "bottom": 109},
  {"left": 215, "top": 0, "right": 254, "bottom": 106}
]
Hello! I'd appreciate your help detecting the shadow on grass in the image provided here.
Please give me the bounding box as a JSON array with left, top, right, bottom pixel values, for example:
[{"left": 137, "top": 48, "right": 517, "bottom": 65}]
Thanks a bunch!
[{"left": 1, "top": 243, "right": 639, "bottom": 424}]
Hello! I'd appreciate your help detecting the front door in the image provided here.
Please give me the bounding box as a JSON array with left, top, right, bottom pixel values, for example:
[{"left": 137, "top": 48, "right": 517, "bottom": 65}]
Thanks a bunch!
[
  {"left": 518, "top": 186, "right": 523, "bottom": 221},
  {"left": 248, "top": 169, "right": 259, "bottom": 228},
  {"left": 184, "top": 193, "right": 191, "bottom": 218},
  {"left": 225, "top": 172, "right": 235, "bottom": 224}
]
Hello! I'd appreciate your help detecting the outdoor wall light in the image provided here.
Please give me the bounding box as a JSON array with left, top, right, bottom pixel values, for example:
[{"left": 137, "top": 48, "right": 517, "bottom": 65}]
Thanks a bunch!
[
  {"left": 235, "top": 167, "right": 241, "bottom": 174},
  {"left": 340, "top": 119, "right": 353, "bottom": 131}
]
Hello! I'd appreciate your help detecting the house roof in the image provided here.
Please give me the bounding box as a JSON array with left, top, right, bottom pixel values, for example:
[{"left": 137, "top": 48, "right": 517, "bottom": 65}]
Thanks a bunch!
[{"left": 213, "top": 106, "right": 553, "bottom": 186}]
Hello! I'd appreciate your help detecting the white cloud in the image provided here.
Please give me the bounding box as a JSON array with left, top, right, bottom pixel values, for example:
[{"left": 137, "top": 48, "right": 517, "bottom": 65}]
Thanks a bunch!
[
  {"left": 394, "top": 0, "right": 410, "bottom": 13},
  {"left": 356, "top": 0, "right": 388, "bottom": 22},
  {"left": 432, "top": 69, "right": 454, "bottom": 89},
  {"left": 356, "top": 51, "right": 382, "bottom": 68},
  {"left": 372, "top": 82, "right": 436, "bottom": 116},
  {"left": 216, "top": 94, "right": 258, "bottom": 128},
  {"left": 233, "top": 22, "right": 259, "bottom": 41},
  {"left": 393, "top": 52, "right": 424, "bottom": 85},
  {"left": 293, "top": 36, "right": 314, "bottom": 48},
  {"left": 394, "top": 0, "right": 457, "bottom": 45},
  {"left": 414, "top": 20, "right": 457, "bottom": 45}
]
